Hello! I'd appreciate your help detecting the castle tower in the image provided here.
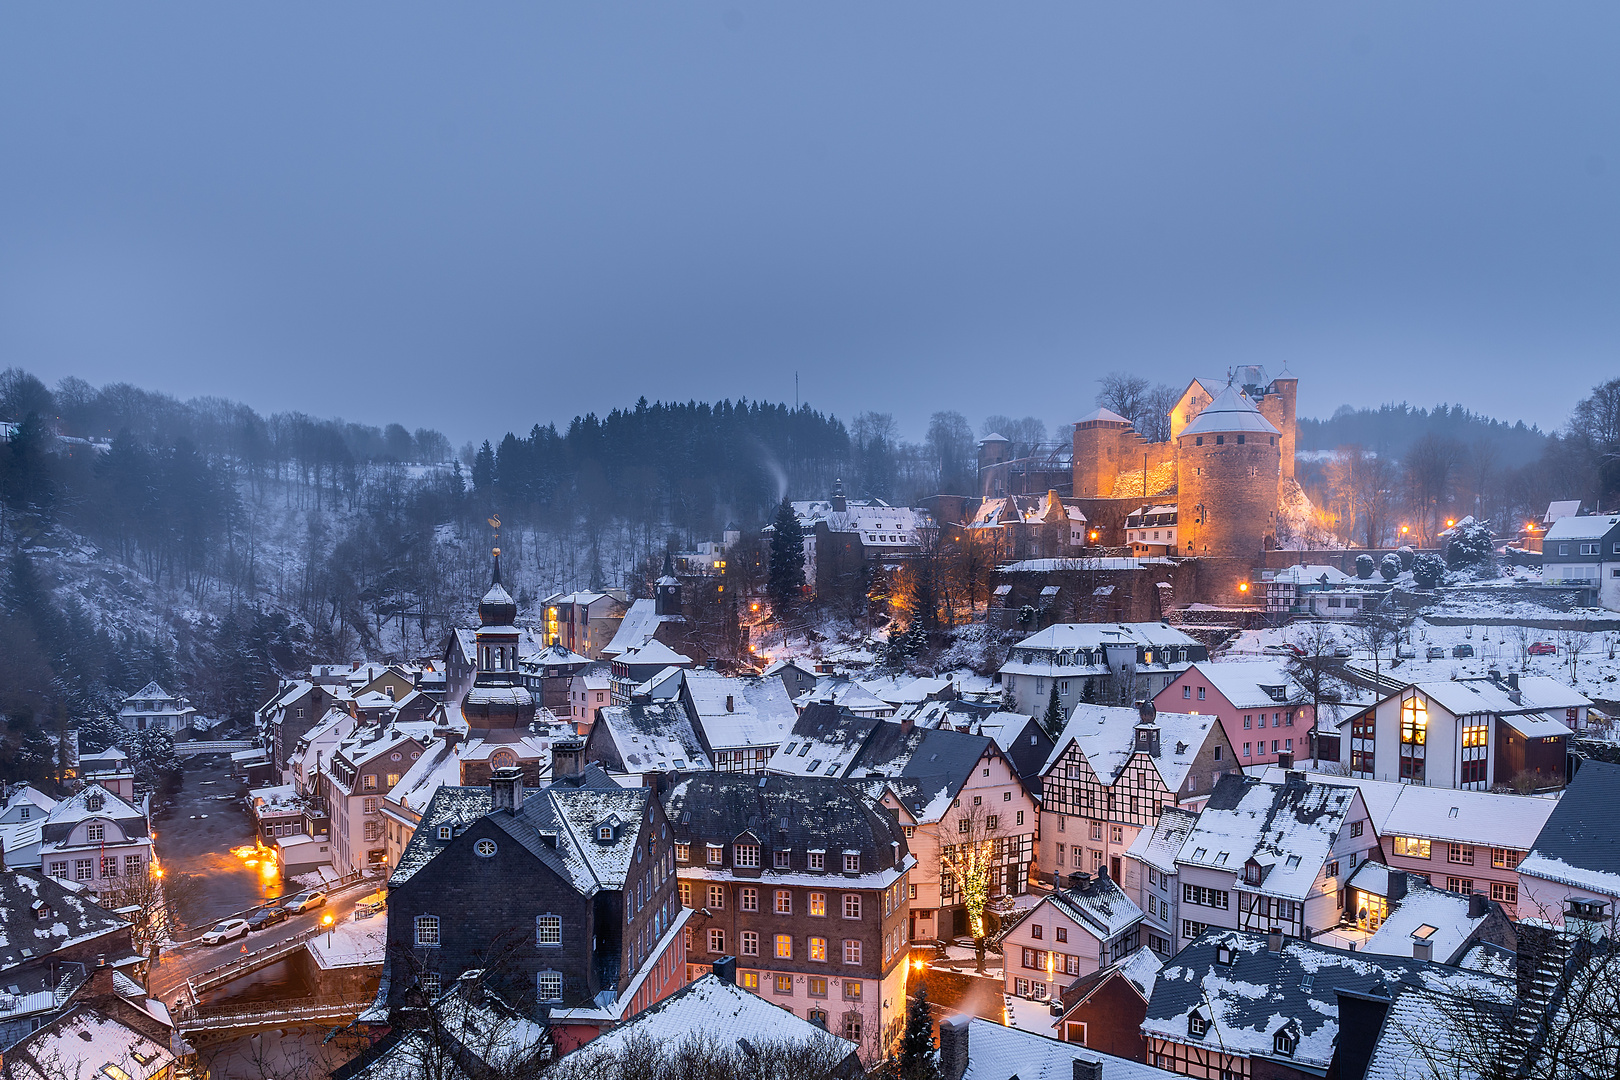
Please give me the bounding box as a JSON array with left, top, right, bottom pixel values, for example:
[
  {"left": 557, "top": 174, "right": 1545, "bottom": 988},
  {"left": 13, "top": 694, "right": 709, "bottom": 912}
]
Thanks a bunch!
[
  {"left": 1269, "top": 369, "right": 1298, "bottom": 482},
  {"left": 978, "top": 434, "right": 1010, "bottom": 497},
  {"left": 654, "top": 551, "right": 682, "bottom": 617},
  {"left": 1175, "top": 385, "right": 1282, "bottom": 559},
  {"left": 1071, "top": 408, "right": 1132, "bottom": 498}
]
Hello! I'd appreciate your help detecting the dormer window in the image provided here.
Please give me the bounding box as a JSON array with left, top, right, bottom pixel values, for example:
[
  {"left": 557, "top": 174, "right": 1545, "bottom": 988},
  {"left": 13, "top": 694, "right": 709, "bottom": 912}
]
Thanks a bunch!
[
  {"left": 774, "top": 849, "right": 791, "bottom": 869},
  {"left": 1274, "top": 1026, "right": 1299, "bottom": 1056},
  {"left": 1216, "top": 944, "right": 1234, "bottom": 966},
  {"left": 707, "top": 844, "right": 724, "bottom": 866},
  {"left": 1244, "top": 862, "right": 1262, "bottom": 886},
  {"left": 598, "top": 825, "right": 615, "bottom": 842},
  {"left": 1189, "top": 1011, "right": 1209, "bottom": 1037},
  {"left": 85, "top": 794, "right": 104, "bottom": 813},
  {"left": 843, "top": 852, "right": 860, "bottom": 873},
  {"left": 734, "top": 843, "right": 761, "bottom": 868},
  {"left": 438, "top": 826, "right": 452, "bottom": 840}
]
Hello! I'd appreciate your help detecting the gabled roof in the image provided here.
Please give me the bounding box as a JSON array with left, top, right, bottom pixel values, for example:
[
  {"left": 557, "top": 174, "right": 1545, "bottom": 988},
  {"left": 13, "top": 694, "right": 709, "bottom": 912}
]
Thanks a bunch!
[
  {"left": 0, "top": 868, "right": 129, "bottom": 971},
  {"left": 1176, "top": 773, "right": 1362, "bottom": 901},
  {"left": 1012, "top": 873, "right": 1144, "bottom": 942},
  {"left": 954, "top": 1016, "right": 1174, "bottom": 1080},
  {"left": 3, "top": 1004, "right": 174, "bottom": 1080},
  {"left": 43, "top": 784, "right": 146, "bottom": 832},
  {"left": 1075, "top": 407, "right": 1131, "bottom": 425},
  {"left": 594, "top": 703, "right": 712, "bottom": 772},
  {"left": 769, "top": 703, "right": 883, "bottom": 779},
  {"left": 682, "top": 669, "right": 797, "bottom": 750},
  {"left": 1517, "top": 759, "right": 1620, "bottom": 898},
  {"left": 1043, "top": 705, "right": 1222, "bottom": 796},
  {"left": 1178, "top": 384, "right": 1280, "bottom": 438},
  {"left": 616, "top": 639, "right": 693, "bottom": 668},
  {"left": 603, "top": 598, "right": 681, "bottom": 658},
  {"left": 1145, "top": 930, "right": 1509, "bottom": 1069},
  {"left": 1361, "top": 875, "right": 1490, "bottom": 965},
  {"left": 558, "top": 973, "right": 858, "bottom": 1068},
  {"left": 1543, "top": 513, "right": 1620, "bottom": 541},
  {"left": 1182, "top": 660, "right": 1302, "bottom": 711}
]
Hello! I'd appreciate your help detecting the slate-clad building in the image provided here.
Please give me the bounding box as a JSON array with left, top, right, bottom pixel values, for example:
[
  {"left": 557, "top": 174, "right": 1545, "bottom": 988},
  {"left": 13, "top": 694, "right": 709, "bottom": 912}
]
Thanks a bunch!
[
  {"left": 383, "top": 763, "right": 687, "bottom": 1027},
  {"left": 662, "top": 772, "right": 915, "bottom": 1063}
]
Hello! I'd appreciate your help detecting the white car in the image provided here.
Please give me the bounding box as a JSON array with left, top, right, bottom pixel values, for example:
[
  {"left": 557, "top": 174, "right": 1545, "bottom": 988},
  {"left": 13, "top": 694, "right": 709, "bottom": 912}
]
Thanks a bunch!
[{"left": 199, "top": 918, "right": 251, "bottom": 946}]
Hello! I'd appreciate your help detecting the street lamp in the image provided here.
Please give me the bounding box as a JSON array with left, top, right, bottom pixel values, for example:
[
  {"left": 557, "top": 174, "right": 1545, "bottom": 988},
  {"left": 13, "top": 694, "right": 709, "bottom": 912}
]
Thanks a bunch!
[{"left": 323, "top": 913, "right": 334, "bottom": 947}]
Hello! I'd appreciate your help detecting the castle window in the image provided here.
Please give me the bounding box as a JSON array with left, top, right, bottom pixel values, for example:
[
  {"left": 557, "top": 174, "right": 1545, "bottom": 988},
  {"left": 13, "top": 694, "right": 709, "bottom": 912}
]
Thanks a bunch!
[
  {"left": 1195, "top": 436, "right": 1203, "bottom": 446},
  {"left": 1215, "top": 435, "right": 1224, "bottom": 445},
  {"left": 1237, "top": 434, "right": 1245, "bottom": 444}
]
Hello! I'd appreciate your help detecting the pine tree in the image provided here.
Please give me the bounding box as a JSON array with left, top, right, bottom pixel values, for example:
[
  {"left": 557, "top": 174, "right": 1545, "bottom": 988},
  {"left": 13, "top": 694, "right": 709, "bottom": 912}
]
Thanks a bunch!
[
  {"left": 767, "top": 497, "right": 806, "bottom": 613},
  {"left": 898, "top": 986, "right": 940, "bottom": 1080},
  {"left": 1042, "top": 682, "right": 1065, "bottom": 739}
]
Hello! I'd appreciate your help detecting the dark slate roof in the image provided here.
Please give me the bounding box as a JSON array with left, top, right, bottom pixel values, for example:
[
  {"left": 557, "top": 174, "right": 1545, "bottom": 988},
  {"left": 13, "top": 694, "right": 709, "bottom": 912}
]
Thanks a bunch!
[
  {"left": 1522, "top": 760, "right": 1620, "bottom": 883},
  {"left": 1145, "top": 931, "right": 1509, "bottom": 1069},
  {"left": 389, "top": 766, "right": 648, "bottom": 896},
  {"left": 593, "top": 702, "right": 712, "bottom": 772},
  {"left": 0, "top": 869, "right": 128, "bottom": 972},
  {"left": 663, "top": 773, "right": 909, "bottom": 872}
]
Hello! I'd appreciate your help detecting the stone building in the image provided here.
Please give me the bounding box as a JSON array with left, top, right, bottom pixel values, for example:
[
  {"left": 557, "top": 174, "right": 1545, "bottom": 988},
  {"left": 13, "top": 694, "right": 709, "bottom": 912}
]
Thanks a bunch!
[{"left": 662, "top": 772, "right": 915, "bottom": 1063}]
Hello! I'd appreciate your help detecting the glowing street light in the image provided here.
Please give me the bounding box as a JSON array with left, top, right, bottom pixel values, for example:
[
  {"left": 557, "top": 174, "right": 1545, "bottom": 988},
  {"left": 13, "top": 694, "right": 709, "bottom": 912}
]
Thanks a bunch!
[
  {"left": 1400, "top": 525, "right": 1410, "bottom": 537},
  {"left": 1445, "top": 519, "right": 1455, "bottom": 529},
  {"left": 1238, "top": 582, "right": 1250, "bottom": 594}
]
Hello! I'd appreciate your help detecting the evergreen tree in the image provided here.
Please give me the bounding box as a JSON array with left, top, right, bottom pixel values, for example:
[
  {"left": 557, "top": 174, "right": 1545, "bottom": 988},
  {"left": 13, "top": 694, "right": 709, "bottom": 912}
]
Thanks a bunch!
[
  {"left": 898, "top": 986, "right": 940, "bottom": 1080},
  {"left": 767, "top": 497, "right": 806, "bottom": 613},
  {"left": 472, "top": 440, "right": 496, "bottom": 494},
  {"left": 1042, "top": 682, "right": 1065, "bottom": 739}
]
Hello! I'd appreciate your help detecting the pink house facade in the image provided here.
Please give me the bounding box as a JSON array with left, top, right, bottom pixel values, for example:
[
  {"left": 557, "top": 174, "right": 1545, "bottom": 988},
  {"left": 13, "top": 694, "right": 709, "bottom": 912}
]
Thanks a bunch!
[{"left": 1153, "top": 662, "right": 1311, "bottom": 769}]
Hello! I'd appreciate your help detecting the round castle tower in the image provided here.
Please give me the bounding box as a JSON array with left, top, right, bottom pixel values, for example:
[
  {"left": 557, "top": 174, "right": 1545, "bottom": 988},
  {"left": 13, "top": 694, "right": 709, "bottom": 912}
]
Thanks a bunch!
[{"left": 1175, "top": 384, "right": 1282, "bottom": 559}]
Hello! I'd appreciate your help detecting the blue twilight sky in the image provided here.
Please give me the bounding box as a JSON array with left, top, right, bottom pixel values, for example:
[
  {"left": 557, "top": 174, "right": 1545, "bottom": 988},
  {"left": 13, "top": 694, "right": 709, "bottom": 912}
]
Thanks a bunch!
[{"left": 1, "top": 4, "right": 1617, "bottom": 445}]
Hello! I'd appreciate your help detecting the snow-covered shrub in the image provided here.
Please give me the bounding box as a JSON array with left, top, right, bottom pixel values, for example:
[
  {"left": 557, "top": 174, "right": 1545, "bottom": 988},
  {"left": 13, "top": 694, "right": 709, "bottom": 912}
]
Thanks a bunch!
[
  {"left": 1398, "top": 545, "right": 1416, "bottom": 571},
  {"left": 1379, "top": 553, "right": 1402, "bottom": 581},
  {"left": 1413, "top": 552, "right": 1447, "bottom": 589},
  {"left": 1355, "top": 554, "right": 1375, "bottom": 579},
  {"left": 1445, "top": 521, "right": 1496, "bottom": 568}
]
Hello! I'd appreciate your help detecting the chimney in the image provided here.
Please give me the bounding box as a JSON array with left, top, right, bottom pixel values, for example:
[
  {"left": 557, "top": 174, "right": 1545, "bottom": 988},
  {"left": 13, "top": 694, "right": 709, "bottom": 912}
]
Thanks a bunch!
[
  {"left": 1267, "top": 928, "right": 1283, "bottom": 954},
  {"left": 1286, "top": 770, "right": 1306, "bottom": 786},
  {"left": 1507, "top": 672, "right": 1519, "bottom": 691},
  {"left": 712, "top": 955, "right": 737, "bottom": 984},
  {"left": 1388, "top": 872, "right": 1407, "bottom": 903},
  {"left": 1277, "top": 750, "right": 1294, "bottom": 770},
  {"left": 939, "top": 1015, "right": 971, "bottom": 1080},
  {"left": 1074, "top": 1059, "right": 1103, "bottom": 1080},
  {"left": 553, "top": 738, "right": 586, "bottom": 779},
  {"left": 1468, "top": 892, "right": 1489, "bottom": 919},
  {"left": 726, "top": 695, "right": 734, "bottom": 713},
  {"left": 1097, "top": 863, "right": 1110, "bottom": 883},
  {"left": 490, "top": 766, "right": 524, "bottom": 813},
  {"left": 1069, "top": 871, "right": 1088, "bottom": 891},
  {"left": 1411, "top": 939, "right": 1433, "bottom": 962}
]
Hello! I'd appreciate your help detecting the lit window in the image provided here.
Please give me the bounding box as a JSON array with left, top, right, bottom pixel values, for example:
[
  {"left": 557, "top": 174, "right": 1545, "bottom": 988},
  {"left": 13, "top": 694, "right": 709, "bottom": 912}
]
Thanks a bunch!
[
  {"left": 775, "top": 934, "right": 793, "bottom": 959},
  {"left": 776, "top": 890, "right": 793, "bottom": 914},
  {"left": 810, "top": 936, "right": 828, "bottom": 961},
  {"left": 810, "top": 892, "right": 827, "bottom": 917}
]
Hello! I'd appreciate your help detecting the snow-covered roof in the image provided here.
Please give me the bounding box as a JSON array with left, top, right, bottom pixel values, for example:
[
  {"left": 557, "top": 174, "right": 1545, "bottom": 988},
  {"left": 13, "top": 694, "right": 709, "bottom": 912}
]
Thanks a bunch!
[
  {"left": 969, "top": 491, "right": 1085, "bottom": 529},
  {"left": 955, "top": 1016, "right": 1174, "bottom": 1080},
  {"left": 1178, "top": 384, "right": 1281, "bottom": 438},
  {"left": 1042, "top": 705, "right": 1222, "bottom": 796},
  {"left": 5, "top": 1005, "right": 175, "bottom": 1080},
  {"left": 1543, "top": 514, "right": 1620, "bottom": 541},
  {"left": 793, "top": 677, "right": 895, "bottom": 716},
  {"left": 1012, "top": 622, "right": 1198, "bottom": 652},
  {"left": 1362, "top": 877, "right": 1488, "bottom": 964},
  {"left": 595, "top": 703, "right": 712, "bottom": 773},
  {"left": 1404, "top": 675, "right": 1590, "bottom": 719},
  {"left": 616, "top": 639, "right": 693, "bottom": 668},
  {"left": 1074, "top": 407, "right": 1131, "bottom": 425},
  {"left": 1182, "top": 660, "right": 1301, "bottom": 711},
  {"left": 560, "top": 973, "right": 857, "bottom": 1067},
  {"left": 1517, "top": 760, "right": 1620, "bottom": 899},
  {"left": 682, "top": 669, "right": 797, "bottom": 750},
  {"left": 1125, "top": 806, "right": 1200, "bottom": 874},
  {"left": 602, "top": 598, "right": 681, "bottom": 658},
  {"left": 1177, "top": 773, "right": 1363, "bottom": 901},
  {"left": 43, "top": 784, "right": 144, "bottom": 828},
  {"left": 1543, "top": 499, "right": 1583, "bottom": 524},
  {"left": 1364, "top": 984, "right": 1503, "bottom": 1080},
  {"left": 0, "top": 867, "right": 130, "bottom": 972},
  {"left": 1018, "top": 874, "right": 1144, "bottom": 942},
  {"left": 1145, "top": 931, "right": 1509, "bottom": 1070},
  {"left": 1267, "top": 564, "right": 1356, "bottom": 586}
]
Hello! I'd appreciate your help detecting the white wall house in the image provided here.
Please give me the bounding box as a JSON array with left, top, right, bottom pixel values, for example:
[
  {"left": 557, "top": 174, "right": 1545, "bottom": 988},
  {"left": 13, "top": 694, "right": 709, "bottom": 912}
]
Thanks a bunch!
[
  {"left": 117, "top": 681, "right": 197, "bottom": 734},
  {"left": 1541, "top": 513, "right": 1620, "bottom": 610}
]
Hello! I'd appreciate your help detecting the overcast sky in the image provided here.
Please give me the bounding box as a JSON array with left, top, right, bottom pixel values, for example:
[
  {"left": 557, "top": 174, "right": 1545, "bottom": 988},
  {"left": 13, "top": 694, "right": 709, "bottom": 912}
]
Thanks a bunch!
[{"left": 2, "top": 4, "right": 1617, "bottom": 444}]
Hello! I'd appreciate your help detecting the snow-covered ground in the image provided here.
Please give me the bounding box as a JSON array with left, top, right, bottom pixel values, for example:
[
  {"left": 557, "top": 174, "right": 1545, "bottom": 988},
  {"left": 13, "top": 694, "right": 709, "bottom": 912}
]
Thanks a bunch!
[
  {"left": 1224, "top": 619, "right": 1620, "bottom": 703},
  {"left": 306, "top": 909, "right": 386, "bottom": 969}
]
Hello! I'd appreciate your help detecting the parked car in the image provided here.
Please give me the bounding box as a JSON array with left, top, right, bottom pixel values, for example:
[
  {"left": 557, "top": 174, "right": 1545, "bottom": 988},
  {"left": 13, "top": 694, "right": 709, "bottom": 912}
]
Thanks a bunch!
[
  {"left": 1263, "top": 643, "right": 1304, "bottom": 657},
  {"left": 282, "top": 890, "right": 327, "bottom": 913},
  {"left": 1452, "top": 643, "right": 1475, "bottom": 658},
  {"left": 1395, "top": 644, "right": 1417, "bottom": 659},
  {"left": 1529, "top": 641, "right": 1557, "bottom": 656},
  {"left": 246, "top": 906, "right": 290, "bottom": 931},
  {"left": 354, "top": 899, "right": 385, "bottom": 920},
  {"left": 1426, "top": 646, "right": 1447, "bottom": 660},
  {"left": 1332, "top": 645, "right": 1353, "bottom": 658},
  {"left": 199, "top": 918, "right": 251, "bottom": 946}
]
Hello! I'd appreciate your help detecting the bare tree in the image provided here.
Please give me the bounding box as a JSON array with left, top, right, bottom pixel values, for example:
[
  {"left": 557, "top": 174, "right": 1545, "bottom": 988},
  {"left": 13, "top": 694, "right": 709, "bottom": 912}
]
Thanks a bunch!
[
  {"left": 1286, "top": 622, "right": 1346, "bottom": 757},
  {"left": 940, "top": 798, "right": 1001, "bottom": 973},
  {"left": 1354, "top": 615, "right": 1398, "bottom": 683},
  {"left": 1510, "top": 624, "right": 1533, "bottom": 672},
  {"left": 544, "top": 1028, "right": 858, "bottom": 1080},
  {"left": 1555, "top": 626, "right": 1593, "bottom": 685}
]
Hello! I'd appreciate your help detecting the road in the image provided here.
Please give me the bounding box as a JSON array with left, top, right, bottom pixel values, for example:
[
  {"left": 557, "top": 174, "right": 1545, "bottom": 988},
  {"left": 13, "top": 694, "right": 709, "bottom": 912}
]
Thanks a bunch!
[{"left": 151, "top": 880, "right": 383, "bottom": 1007}]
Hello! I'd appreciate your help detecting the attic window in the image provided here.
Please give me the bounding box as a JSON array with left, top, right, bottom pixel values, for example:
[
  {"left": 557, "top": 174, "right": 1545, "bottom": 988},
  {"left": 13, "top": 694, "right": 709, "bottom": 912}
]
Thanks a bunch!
[
  {"left": 438, "top": 826, "right": 452, "bottom": 840},
  {"left": 1285, "top": 856, "right": 1301, "bottom": 869},
  {"left": 1274, "top": 1028, "right": 1298, "bottom": 1057},
  {"left": 798, "top": 744, "right": 811, "bottom": 756},
  {"left": 1215, "top": 944, "right": 1234, "bottom": 966},
  {"left": 1189, "top": 1012, "right": 1210, "bottom": 1037},
  {"left": 598, "top": 825, "right": 615, "bottom": 842},
  {"left": 809, "top": 760, "right": 823, "bottom": 772},
  {"left": 784, "top": 743, "right": 797, "bottom": 755},
  {"left": 774, "top": 849, "right": 791, "bottom": 869},
  {"left": 1216, "top": 852, "right": 1229, "bottom": 866},
  {"left": 1193, "top": 848, "right": 1207, "bottom": 861},
  {"left": 85, "top": 794, "right": 104, "bottom": 812}
]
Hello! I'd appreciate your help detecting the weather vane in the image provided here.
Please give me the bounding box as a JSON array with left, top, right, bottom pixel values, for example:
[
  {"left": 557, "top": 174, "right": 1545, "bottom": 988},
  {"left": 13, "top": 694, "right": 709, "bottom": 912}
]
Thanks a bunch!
[{"left": 488, "top": 514, "right": 501, "bottom": 559}]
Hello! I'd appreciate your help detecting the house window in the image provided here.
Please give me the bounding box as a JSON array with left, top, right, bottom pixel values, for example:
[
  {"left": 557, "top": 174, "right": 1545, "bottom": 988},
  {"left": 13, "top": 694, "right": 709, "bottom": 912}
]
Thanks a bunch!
[
  {"left": 1031, "top": 923, "right": 1044, "bottom": 940},
  {"left": 1055, "top": 926, "right": 1068, "bottom": 943},
  {"left": 1197, "top": 687, "right": 1206, "bottom": 700},
  {"left": 776, "top": 890, "right": 793, "bottom": 914},
  {"left": 843, "top": 940, "right": 862, "bottom": 964},
  {"left": 1350, "top": 821, "right": 1363, "bottom": 837},
  {"left": 1111, "top": 826, "right": 1124, "bottom": 844},
  {"left": 1275, "top": 1029, "right": 1298, "bottom": 1056},
  {"left": 810, "top": 892, "right": 827, "bottom": 917},
  {"left": 741, "top": 886, "right": 759, "bottom": 911},
  {"left": 810, "top": 936, "right": 828, "bottom": 961},
  {"left": 438, "top": 826, "right": 452, "bottom": 840},
  {"left": 678, "top": 881, "right": 691, "bottom": 906},
  {"left": 1448, "top": 844, "right": 1475, "bottom": 866},
  {"left": 75, "top": 860, "right": 93, "bottom": 882},
  {"left": 773, "top": 974, "right": 793, "bottom": 994},
  {"left": 1393, "top": 837, "right": 1432, "bottom": 859},
  {"left": 741, "top": 930, "right": 759, "bottom": 956},
  {"left": 1491, "top": 848, "right": 1523, "bottom": 870},
  {"left": 1399, "top": 697, "right": 1427, "bottom": 782},
  {"left": 844, "top": 853, "right": 860, "bottom": 873},
  {"left": 536, "top": 915, "right": 561, "bottom": 945},
  {"left": 808, "top": 976, "right": 828, "bottom": 998},
  {"left": 775, "top": 934, "right": 793, "bottom": 959},
  {"left": 101, "top": 856, "right": 118, "bottom": 877},
  {"left": 708, "top": 928, "right": 726, "bottom": 953},
  {"left": 537, "top": 972, "right": 563, "bottom": 1002},
  {"left": 1183, "top": 686, "right": 1191, "bottom": 699},
  {"left": 1090, "top": 823, "right": 1103, "bottom": 841},
  {"left": 1189, "top": 1012, "right": 1209, "bottom": 1037},
  {"left": 86, "top": 822, "right": 104, "bottom": 842},
  {"left": 415, "top": 916, "right": 441, "bottom": 947},
  {"left": 675, "top": 843, "right": 690, "bottom": 861},
  {"left": 125, "top": 855, "right": 142, "bottom": 876},
  {"left": 735, "top": 843, "right": 760, "bottom": 868},
  {"left": 49, "top": 862, "right": 66, "bottom": 878},
  {"left": 1243, "top": 742, "right": 1251, "bottom": 757},
  {"left": 419, "top": 971, "right": 441, "bottom": 997},
  {"left": 774, "top": 849, "right": 791, "bottom": 869},
  {"left": 707, "top": 845, "right": 723, "bottom": 865},
  {"left": 844, "top": 894, "right": 862, "bottom": 919},
  {"left": 809, "top": 851, "right": 826, "bottom": 870},
  {"left": 707, "top": 885, "right": 725, "bottom": 909},
  {"left": 1446, "top": 877, "right": 1475, "bottom": 895},
  {"left": 1491, "top": 882, "right": 1518, "bottom": 904},
  {"left": 843, "top": 976, "right": 863, "bottom": 999},
  {"left": 363, "top": 775, "right": 378, "bottom": 791},
  {"left": 986, "top": 815, "right": 999, "bottom": 831}
]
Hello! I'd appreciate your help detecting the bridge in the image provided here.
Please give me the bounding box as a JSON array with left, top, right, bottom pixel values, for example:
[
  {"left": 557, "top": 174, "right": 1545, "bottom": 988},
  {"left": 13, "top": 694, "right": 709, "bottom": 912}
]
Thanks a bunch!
[
  {"left": 174, "top": 740, "right": 257, "bottom": 757},
  {"left": 187, "top": 929, "right": 317, "bottom": 998},
  {"left": 177, "top": 997, "right": 360, "bottom": 1037}
]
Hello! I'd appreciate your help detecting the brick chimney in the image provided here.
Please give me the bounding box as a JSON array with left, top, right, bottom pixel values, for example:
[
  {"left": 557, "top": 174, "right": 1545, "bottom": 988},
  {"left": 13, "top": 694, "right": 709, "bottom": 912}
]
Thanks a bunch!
[
  {"left": 490, "top": 766, "right": 524, "bottom": 813},
  {"left": 552, "top": 738, "right": 586, "bottom": 779},
  {"left": 1074, "top": 1058, "right": 1103, "bottom": 1080}
]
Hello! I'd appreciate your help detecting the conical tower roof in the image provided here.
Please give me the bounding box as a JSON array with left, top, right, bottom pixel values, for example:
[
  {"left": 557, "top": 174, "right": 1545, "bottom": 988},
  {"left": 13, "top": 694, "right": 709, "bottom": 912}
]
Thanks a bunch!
[
  {"left": 479, "top": 552, "right": 518, "bottom": 627},
  {"left": 1179, "top": 384, "right": 1281, "bottom": 438}
]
